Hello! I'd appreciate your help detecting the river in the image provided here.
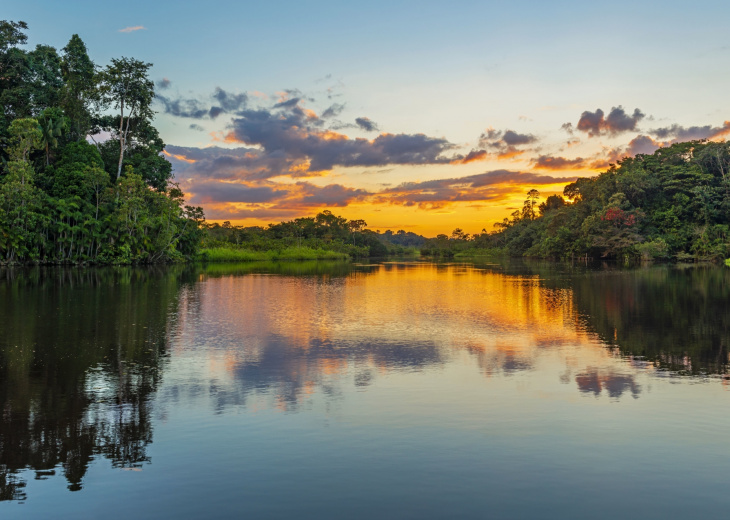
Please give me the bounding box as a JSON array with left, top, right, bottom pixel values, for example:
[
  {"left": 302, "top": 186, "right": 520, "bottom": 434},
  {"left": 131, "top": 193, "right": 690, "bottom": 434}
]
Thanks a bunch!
[{"left": 1, "top": 260, "right": 728, "bottom": 519}]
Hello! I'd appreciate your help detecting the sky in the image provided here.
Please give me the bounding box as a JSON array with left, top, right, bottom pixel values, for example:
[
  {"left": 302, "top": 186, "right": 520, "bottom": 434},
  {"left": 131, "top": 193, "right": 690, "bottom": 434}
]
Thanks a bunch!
[{"left": 6, "top": 0, "right": 730, "bottom": 235}]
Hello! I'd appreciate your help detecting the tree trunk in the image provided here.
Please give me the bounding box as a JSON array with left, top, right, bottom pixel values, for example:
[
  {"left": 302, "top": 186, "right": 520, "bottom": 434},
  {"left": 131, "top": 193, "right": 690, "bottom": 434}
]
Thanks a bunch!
[{"left": 117, "top": 99, "right": 125, "bottom": 181}]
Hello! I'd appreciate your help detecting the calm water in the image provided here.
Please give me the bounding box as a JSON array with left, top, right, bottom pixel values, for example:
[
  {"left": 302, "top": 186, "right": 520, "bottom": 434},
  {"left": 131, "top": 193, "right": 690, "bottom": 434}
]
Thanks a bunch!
[{"left": 1, "top": 260, "right": 729, "bottom": 519}]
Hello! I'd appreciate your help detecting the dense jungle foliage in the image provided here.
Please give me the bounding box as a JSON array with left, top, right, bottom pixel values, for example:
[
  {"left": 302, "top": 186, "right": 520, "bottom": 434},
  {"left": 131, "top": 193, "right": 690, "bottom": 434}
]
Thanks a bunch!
[
  {"left": 4, "top": 22, "right": 728, "bottom": 265},
  {"left": 203, "top": 210, "right": 401, "bottom": 259},
  {"left": 0, "top": 20, "right": 204, "bottom": 264},
  {"left": 421, "top": 140, "right": 730, "bottom": 262}
]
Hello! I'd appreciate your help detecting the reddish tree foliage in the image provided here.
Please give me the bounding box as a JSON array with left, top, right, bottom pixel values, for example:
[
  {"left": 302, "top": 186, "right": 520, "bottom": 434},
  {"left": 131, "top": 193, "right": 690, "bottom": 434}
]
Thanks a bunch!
[{"left": 601, "top": 207, "right": 636, "bottom": 227}]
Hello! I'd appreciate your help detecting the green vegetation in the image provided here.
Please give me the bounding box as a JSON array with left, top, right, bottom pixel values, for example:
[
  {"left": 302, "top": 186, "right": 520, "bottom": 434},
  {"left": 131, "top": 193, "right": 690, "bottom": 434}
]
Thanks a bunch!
[
  {"left": 202, "top": 210, "right": 427, "bottom": 261},
  {"left": 199, "top": 260, "right": 363, "bottom": 277},
  {"left": 201, "top": 246, "right": 347, "bottom": 262},
  {"left": 422, "top": 140, "right": 730, "bottom": 262},
  {"left": 0, "top": 20, "right": 204, "bottom": 264},
  {"left": 203, "top": 210, "right": 393, "bottom": 260},
  {"left": 4, "top": 21, "right": 728, "bottom": 266}
]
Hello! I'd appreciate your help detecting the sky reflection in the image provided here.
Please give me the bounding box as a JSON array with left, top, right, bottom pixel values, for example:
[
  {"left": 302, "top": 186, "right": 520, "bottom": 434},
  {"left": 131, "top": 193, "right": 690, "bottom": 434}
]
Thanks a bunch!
[
  {"left": 163, "top": 262, "right": 705, "bottom": 414},
  {"left": 2, "top": 262, "right": 729, "bottom": 513}
]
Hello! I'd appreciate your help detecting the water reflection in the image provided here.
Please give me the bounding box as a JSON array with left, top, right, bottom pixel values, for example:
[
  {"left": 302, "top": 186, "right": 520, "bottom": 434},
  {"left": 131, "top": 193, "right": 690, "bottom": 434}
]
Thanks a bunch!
[
  {"left": 574, "top": 369, "right": 641, "bottom": 399},
  {"left": 1, "top": 261, "right": 729, "bottom": 504},
  {"left": 568, "top": 266, "right": 730, "bottom": 376},
  {"left": 168, "top": 262, "right": 632, "bottom": 416},
  {"left": 0, "top": 267, "right": 195, "bottom": 500}
]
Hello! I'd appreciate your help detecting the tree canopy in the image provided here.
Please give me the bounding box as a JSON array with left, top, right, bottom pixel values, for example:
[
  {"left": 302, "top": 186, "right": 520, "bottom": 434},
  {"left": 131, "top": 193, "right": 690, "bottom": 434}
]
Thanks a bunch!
[{"left": 0, "top": 20, "right": 204, "bottom": 264}]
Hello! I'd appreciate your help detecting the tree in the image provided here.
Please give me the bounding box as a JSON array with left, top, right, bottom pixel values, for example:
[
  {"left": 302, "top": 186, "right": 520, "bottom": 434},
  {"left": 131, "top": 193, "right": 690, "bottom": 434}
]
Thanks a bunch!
[
  {"left": 0, "top": 21, "right": 31, "bottom": 143},
  {"left": 8, "top": 118, "right": 41, "bottom": 165},
  {"left": 450, "top": 228, "right": 469, "bottom": 241},
  {"left": 522, "top": 189, "right": 540, "bottom": 220},
  {"left": 0, "top": 20, "right": 27, "bottom": 51},
  {"left": 348, "top": 219, "right": 367, "bottom": 245},
  {"left": 38, "top": 108, "right": 66, "bottom": 165},
  {"left": 98, "top": 58, "right": 154, "bottom": 182},
  {"left": 25, "top": 44, "right": 63, "bottom": 113},
  {"left": 538, "top": 194, "right": 566, "bottom": 216},
  {"left": 50, "top": 140, "right": 105, "bottom": 199},
  {"left": 60, "top": 34, "right": 96, "bottom": 140}
]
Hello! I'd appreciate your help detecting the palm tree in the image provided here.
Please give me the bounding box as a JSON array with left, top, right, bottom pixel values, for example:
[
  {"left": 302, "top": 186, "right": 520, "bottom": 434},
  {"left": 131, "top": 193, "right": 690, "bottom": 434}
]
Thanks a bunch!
[{"left": 39, "top": 117, "right": 63, "bottom": 166}]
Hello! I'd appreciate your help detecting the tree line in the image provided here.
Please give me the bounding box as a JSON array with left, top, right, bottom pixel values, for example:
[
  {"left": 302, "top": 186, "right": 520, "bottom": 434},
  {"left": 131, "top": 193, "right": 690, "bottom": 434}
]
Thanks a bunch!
[
  {"left": 0, "top": 20, "right": 204, "bottom": 264},
  {"left": 421, "top": 140, "right": 730, "bottom": 261},
  {"left": 204, "top": 210, "right": 392, "bottom": 257}
]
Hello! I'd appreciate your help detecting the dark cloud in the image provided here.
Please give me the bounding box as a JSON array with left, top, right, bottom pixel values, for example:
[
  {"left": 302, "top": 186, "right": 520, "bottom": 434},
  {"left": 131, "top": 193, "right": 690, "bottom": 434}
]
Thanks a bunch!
[
  {"left": 575, "top": 106, "right": 645, "bottom": 137},
  {"left": 626, "top": 135, "right": 661, "bottom": 156},
  {"left": 273, "top": 97, "right": 301, "bottom": 109},
  {"left": 165, "top": 145, "right": 256, "bottom": 162},
  {"left": 189, "top": 124, "right": 204, "bottom": 132},
  {"left": 561, "top": 122, "right": 574, "bottom": 134},
  {"left": 532, "top": 147, "right": 629, "bottom": 171},
  {"left": 297, "top": 182, "right": 370, "bottom": 207},
  {"left": 649, "top": 121, "right": 730, "bottom": 141},
  {"left": 155, "top": 94, "right": 210, "bottom": 119},
  {"left": 374, "top": 170, "right": 571, "bottom": 209},
  {"left": 156, "top": 77, "right": 171, "bottom": 89},
  {"left": 478, "top": 128, "right": 537, "bottom": 159},
  {"left": 465, "top": 170, "right": 566, "bottom": 187},
  {"left": 576, "top": 109, "right": 604, "bottom": 136},
  {"left": 355, "top": 117, "right": 379, "bottom": 132},
  {"left": 532, "top": 155, "right": 588, "bottom": 170},
  {"left": 212, "top": 87, "right": 248, "bottom": 113},
  {"left": 321, "top": 103, "right": 345, "bottom": 119},
  {"left": 164, "top": 144, "right": 297, "bottom": 182},
  {"left": 187, "top": 179, "right": 369, "bottom": 209},
  {"left": 480, "top": 127, "right": 501, "bottom": 141},
  {"left": 456, "top": 149, "right": 488, "bottom": 164},
  {"left": 155, "top": 87, "right": 248, "bottom": 120},
  {"left": 202, "top": 205, "right": 304, "bottom": 221},
  {"left": 501, "top": 130, "right": 537, "bottom": 146},
  {"left": 190, "top": 182, "right": 282, "bottom": 204},
  {"left": 224, "top": 100, "right": 461, "bottom": 174},
  {"left": 208, "top": 106, "right": 224, "bottom": 119},
  {"left": 605, "top": 106, "right": 645, "bottom": 134}
]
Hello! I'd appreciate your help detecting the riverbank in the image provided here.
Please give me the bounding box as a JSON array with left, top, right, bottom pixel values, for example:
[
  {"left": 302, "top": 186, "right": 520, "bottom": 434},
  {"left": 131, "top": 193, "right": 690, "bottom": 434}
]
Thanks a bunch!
[{"left": 200, "top": 246, "right": 349, "bottom": 262}]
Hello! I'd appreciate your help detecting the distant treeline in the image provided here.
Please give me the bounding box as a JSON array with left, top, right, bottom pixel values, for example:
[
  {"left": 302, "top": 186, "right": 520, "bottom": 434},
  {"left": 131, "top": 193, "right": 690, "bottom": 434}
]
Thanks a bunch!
[
  {"left": 421, "top": 140, "right": 730, "bottom": 262},
  {"left": 203, "top": 210, "right": 423, "bottom": 258},
  {"left": 208, "top": 139, "right": 730, "bottom": 262},
  {"left": 0, "top": 20, "right": 204, "bottom": 264}
]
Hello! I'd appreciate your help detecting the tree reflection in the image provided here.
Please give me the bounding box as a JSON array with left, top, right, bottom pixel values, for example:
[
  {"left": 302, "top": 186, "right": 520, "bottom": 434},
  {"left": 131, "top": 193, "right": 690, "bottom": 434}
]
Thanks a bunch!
[
  {"left": 509, "top": 261, "right": 730, "bottom": 377},
  {"left": 566, "top": 266, "right": 730, "bottom": 376},
  {"left": 0, "top": 267, "right": 193, "bottom": 500}
]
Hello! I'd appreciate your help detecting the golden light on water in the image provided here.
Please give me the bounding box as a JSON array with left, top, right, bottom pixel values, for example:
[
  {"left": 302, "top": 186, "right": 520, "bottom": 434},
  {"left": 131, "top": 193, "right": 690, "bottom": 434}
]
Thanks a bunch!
[{"left": 170, "top": 263, "right": 652, "bottom": 412}]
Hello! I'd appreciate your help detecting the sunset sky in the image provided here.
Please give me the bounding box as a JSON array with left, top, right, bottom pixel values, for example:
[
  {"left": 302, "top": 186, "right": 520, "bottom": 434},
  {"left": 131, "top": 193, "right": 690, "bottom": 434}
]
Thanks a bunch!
[{"left": 7, "top": 0, "right": 730, "bottom": 235}]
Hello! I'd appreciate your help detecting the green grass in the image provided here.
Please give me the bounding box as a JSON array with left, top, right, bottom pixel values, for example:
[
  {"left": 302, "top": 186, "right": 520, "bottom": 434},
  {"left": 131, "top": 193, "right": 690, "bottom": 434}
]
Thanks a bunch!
[
  {"left": 453, "top": 247, "right": 506, "bottom": 258},
  {"left": 201, "top": 246, "right": 348, "bottom": 262}
]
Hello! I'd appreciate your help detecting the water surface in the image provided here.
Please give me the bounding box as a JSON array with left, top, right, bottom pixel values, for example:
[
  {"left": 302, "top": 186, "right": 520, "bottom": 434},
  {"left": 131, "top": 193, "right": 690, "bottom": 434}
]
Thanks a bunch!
[{"left": 1, "top": 261, "right": 729, "bottom": 519}]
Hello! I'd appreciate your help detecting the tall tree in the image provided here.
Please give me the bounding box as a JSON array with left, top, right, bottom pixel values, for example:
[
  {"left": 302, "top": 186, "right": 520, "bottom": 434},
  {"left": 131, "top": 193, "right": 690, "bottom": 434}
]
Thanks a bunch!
[
  {"left": 25, "top": 44, "right": 63, "bottom": 113},
  {"left": 98, "top": 57, "right": 154, "bottom": 182},
  {"left": 60, "top": 34, "right": 96, "bottom": 140},
  {"left": 0, "top": 20, "right": 30, "bottom": 142},
  {"left": 38, "top": 108, "right": 66, "bottom": 166}
]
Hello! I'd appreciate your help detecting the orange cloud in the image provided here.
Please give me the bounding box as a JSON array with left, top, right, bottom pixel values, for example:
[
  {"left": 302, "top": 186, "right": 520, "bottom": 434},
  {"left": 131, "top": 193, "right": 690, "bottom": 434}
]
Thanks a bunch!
[
  {"left": 711, "top": 121, "right": 730, "bottom": 141},
  {"left": 451, "top": 149, "right": 487, "bottom": 164},
  {"left": 209, "top": 131, "right": 240, "bottom": 144},
  {"left": 163, "top": 150, "right": 196, "bottom": 164},
  {"left": 496, "top": 148, "right": 526, "bottom": 160},
  {"left": 313, "top": 130, "right": 349, "bottom": 141}
]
